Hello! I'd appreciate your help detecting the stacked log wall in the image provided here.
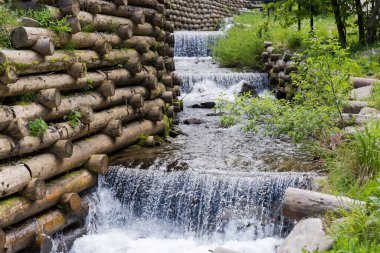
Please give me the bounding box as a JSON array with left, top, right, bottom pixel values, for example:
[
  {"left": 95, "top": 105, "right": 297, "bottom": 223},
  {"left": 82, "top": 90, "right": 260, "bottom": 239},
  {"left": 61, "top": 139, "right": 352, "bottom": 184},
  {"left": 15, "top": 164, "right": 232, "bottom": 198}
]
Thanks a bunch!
[
  {"left": 169, "top": 0, "right": 250, "bottom": 31},
  {"left": 0, "top": 0, "right": 179, "bottom": 251}
]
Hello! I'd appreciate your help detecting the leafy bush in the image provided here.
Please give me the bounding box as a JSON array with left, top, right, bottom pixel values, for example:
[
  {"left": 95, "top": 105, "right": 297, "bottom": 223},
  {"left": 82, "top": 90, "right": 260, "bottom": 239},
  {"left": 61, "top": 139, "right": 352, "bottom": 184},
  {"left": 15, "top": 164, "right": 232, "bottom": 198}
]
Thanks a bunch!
[
  {"left": 369, "top": 81, "right": 380, "bottom": 110},
  {"left": 28, "top": 118, "right": 49, "bottom": 137},
  {"left": 67, "top": 110, "right": 82, "bottom": 128}
]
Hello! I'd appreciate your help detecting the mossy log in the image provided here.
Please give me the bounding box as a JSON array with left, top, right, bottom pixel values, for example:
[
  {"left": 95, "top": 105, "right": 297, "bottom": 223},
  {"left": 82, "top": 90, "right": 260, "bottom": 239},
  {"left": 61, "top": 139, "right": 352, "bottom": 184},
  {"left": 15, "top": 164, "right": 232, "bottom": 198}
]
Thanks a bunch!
[
  {"left": 0, "top": 68, "right": 146, "bottom": 97},
  {"left": 0, "top": 169, "right": 96, "bottom": 229},
  {"left": 70, "top": 32, "right": 122, "bottom": 49},
  {"left": 0, "top": 49, "right": 142, "bottom": 76},
  {"left": 11, "top": 27, "right": 70, "bottom": 49},
  {"left": 3, "top": 197, "right": 89, "bottom": 253},
  {"left": 0, "top": 99, "right": 162, "bottom": 163},
  {"left": 282, "top": 187, "right": 364, "bottom": 220}
]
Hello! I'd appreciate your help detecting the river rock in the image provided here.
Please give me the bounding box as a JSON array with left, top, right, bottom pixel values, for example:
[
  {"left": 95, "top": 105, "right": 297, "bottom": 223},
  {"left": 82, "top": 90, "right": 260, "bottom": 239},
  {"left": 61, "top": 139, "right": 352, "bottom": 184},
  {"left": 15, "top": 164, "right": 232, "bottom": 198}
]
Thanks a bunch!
[
  {"left": 213, "top": 247, "right": 239, "bottom": 253},
  {"left": 277, "top": 218, "right": 334, "bottom": 253},
  {"left": 343, "top": 101, "right": 369, "bottom": 114},
  {"left": 190, "top": 102, "right": 216, "bottom": 109},
  {"left": 183, "top": 118, "right": 205, "bottom": 125},
  {"left": 358, "top": 107, "right": 379, "bottom": 115},
  {"left": 239, "top": 82, "right": 258, "bottom": 97},
  {"left": 350, "top": 86, "right": 373, "bottom": 100}
]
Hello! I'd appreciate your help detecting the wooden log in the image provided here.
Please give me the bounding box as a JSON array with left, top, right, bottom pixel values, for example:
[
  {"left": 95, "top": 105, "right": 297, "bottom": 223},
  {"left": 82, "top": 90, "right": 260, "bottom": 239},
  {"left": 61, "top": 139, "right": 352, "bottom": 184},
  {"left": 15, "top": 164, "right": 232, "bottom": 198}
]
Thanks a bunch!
[
  {"left": 0, "top": 67, "right": 18, "bottom": 85},
  {"left": 84, "top": 154, "right": 109, "bottom": 174},
  {"left": 59, "top": 192, "right": 81, "bottom": 212},
  {"left": 145, "top": 106, "right": 163, "bottom": 121},
  {"left": 0, "top": 49, "right": 143, "bottom": 76},
  {"left": 97, "top": 80, "right": 115, "bottom": 97},
  {"left": 49, "top": 140, "right": 73, "bottom": 158},
  {"left": 282, "top": 187, "right": 364, "bottom": 220},
  {"left": 58, "top": 0, "right": 81, "bottom": 15},
  {"left": 11, "top": 27, "right": 70, "bottom": 49},
  {"left": 125, "top": 37, "right": 150, "bottom": 54},
  {"left": 78, "top": 106, "right": 95, "bottom": 124},
  {"left": 70, "top": 32, "right": 122, "bottom": 50},
  {"left": 93, "top": 41, "right": 112, "bottom": 55},
  {"left": 166, "top": 106, "right": 175, "bottom": 118},
  {"left": 264, "top": 41, "right": 273, "bottom": 48},
  {"left": 140, "top": 135, "right": 155, "bottom": 147},
  {"left": 161, "top": 91, "right": 173, "bottom": 104},
  {"left": 21, "top": 178, "right": 46, "bottom": 201},
  {"left": 128, "top": 93, "right": 144, "bottom": 108},
  {"left": 127, "top": 0, "right": 159, "bottom": 9},
  {"left": 31, "top": 37, "right": 55, "bottom": 56},
  {"left": 68, "top": 62, "right": 87, "bottom": 79},
  {"left": 161, "top": 75, "right": 172, "bottom": 87},
  {"left": 102, "top": 119, "right": 123, "bottom": 137},
  {"left": 55, "top": 226, "right": 87, "bottom": 252},
  {"left": 36, "top": 88, "right": 61, "bottom": 109},
  {"left": 0, "top": 169, "right": 96, "bottom": 228},
  {"left": 0, "top": 118, "right": 165, "bottom": 198},
  {"left": 3, "top": 200, "right": 89, "bottom": 252},
  {"left": 79, "top": 0, "right": 117, "bottom": 15},
  {"left": 0, "top": 165, "right": 31, "bottom": 198},
  {"left": 4, "top": 118, "right": 29, "bottom": 139},
  {"left": 33, "top": 234, "right": 53, "bottom": 253},
  {"left": 66, "top": 16, "right": 82, "bottom": 33}
]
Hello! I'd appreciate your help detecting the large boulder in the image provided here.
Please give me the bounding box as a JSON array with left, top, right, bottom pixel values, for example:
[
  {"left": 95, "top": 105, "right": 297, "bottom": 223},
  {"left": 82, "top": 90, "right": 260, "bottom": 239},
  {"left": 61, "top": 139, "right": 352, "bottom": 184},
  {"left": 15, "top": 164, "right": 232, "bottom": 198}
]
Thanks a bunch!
[{"left": 277, "top": 218, "right": 334, "bottom": 253}]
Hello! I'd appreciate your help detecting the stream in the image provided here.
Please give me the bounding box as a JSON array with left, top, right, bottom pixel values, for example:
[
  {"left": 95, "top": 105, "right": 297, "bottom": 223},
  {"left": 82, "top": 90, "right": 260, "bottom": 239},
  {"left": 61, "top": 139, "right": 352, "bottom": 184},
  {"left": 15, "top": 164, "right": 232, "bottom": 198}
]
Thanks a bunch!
[{"left": 64, "top": 29, "right": 318, "bottom": 253}]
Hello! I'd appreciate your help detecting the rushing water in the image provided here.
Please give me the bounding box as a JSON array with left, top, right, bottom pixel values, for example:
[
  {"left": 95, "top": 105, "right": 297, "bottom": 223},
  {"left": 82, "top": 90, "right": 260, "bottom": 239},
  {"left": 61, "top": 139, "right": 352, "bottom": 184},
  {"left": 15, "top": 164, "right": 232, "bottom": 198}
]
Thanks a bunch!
[{"left": 66, "top": 27, "right": 318, "bottom": 253}]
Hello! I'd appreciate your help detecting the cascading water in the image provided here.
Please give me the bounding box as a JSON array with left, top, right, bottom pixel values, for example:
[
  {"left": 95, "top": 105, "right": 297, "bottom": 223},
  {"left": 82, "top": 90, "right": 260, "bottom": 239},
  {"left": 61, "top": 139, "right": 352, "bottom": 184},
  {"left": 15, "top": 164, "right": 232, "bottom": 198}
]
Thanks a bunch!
[{"left": 67, "top": 24, "right": 318, "bottom": 253}]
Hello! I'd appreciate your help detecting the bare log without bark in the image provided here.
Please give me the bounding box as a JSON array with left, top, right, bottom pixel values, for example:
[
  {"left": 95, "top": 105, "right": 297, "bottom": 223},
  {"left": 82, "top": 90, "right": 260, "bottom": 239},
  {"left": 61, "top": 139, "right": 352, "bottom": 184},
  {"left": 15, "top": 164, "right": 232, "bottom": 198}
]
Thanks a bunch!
[
  {"left": 102, "top": 119, "right": 123, "bottom": 137},
  {"left": 3, "top": 200, "right": 89, "bottom": 253},
  {"left": 49, "top": 140, "right": 73, "bottom": 158},
  {"left": 0, "top": 169, "right": 96, "bottom": 229},
  {"left": 84, "top": 154, "right": 109, "bottom": 174},
  {"left": 59, "top": 192, "right": 81, "bottom": 212},
  {"left": 21, "top": 178, "right": 46, "bottom": 201},
  {"left": 282, "top": 187, "right": 364, "bottom": 220},
  {"left": 4, "top": 118, "right": 29, "bottom": 139},
  {"left": 36, "top": 88, "right": 61, "bottom": 109}
]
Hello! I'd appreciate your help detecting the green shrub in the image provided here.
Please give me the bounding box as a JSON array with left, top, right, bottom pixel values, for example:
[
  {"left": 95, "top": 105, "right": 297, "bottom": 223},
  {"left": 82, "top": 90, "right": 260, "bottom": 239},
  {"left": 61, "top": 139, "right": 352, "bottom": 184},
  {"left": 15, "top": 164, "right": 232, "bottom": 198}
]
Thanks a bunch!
[
  {"left": 369, "top": 81, "right": 380, "bottom": 110},
  {"left": 28, "top": 118, "right": 49, "bottom": 137},
  {"left": 67, "top": 110, "right": 82, "bottom": 128}
]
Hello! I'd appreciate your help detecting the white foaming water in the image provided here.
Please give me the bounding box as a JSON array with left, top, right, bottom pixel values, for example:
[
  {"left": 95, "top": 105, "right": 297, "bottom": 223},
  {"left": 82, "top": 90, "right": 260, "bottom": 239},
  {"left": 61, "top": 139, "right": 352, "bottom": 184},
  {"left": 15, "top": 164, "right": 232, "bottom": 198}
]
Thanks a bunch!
[
  {"left": 174, "top": 31, "right": 223, "bottom": 57},
  {"left": 69, "top": 168, "right": 306, "bottom": 253}
]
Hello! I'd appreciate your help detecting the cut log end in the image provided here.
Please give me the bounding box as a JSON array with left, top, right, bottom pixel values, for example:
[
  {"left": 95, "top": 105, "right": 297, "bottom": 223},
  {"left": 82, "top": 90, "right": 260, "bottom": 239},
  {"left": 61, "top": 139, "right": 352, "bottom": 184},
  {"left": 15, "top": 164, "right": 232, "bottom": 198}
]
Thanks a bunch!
[
  {"left": 78, "top": 106, "right": 95, "bottom": 124},
  {"left": 5, "top": 118, "right": 29, "bottom": 139},
  {"left": 34, "top": 234, "right": 53, "bottom": 253},
  {"left": 97, "top": 80, "right": 115, "bottom": 97},
  {"left": 0, "top": 68, "right": 18, "bottom": 84},
  {"left": 68, "top": 62, "right": 87, "bottom": 79},
  {"left": 145, "top": 106, "right": 163, "bottom": 121},
  {"left": 84, "top": 154, "right": 109, "bottom": 174},
  {"left": 36, "top": 88, "right": 61, "bottom": 109},
  {"left": 117, "top": 25, "right": 133, "bottom": 40},
  {"left": 129, "top": 93, "right": 144, "bottom": 108},
  {"left": 93, "top": 41, "right": 112, "bottom": 56},
  {"left": 49, "top": 140, "right": 73, "bottom": 158},
  {"left": 21, "top": 178, "right": 46, "bottom": 201},
  {"left": 103, "top": 119, "right": 123, "bottom": 137},
  {"left": 31, "top": 37, "right": 55, "bottom": 56},
  {"left": 58, "top": 0, "right": 81, "bottom": 16},
  {"left": 59, "top": 192, "right": 81, "bottom": 212},
  {"left": 161, "top": 91, "right": 173, "bottom": 104}
]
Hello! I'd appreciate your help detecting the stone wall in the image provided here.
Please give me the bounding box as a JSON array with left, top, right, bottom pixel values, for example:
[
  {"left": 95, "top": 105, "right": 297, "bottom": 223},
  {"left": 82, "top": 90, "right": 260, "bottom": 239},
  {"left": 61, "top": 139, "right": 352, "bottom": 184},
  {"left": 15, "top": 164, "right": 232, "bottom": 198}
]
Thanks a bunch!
[
  {"left": 169, "top": 0, "right": 250, "bottom": 31},
  {"left": 0, "top": 0, "right": 178, "bottom": 251}
]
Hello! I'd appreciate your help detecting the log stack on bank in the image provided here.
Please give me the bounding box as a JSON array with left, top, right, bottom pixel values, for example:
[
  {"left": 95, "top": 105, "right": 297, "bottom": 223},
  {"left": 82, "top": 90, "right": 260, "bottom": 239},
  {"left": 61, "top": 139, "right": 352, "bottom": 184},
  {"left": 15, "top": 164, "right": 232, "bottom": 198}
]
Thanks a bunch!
[
  {"left": 169, "top": 0, "right": 250, "bottom": 31},
  {"left": 0, "top": 0, "right": 180, "bottom": 251}
]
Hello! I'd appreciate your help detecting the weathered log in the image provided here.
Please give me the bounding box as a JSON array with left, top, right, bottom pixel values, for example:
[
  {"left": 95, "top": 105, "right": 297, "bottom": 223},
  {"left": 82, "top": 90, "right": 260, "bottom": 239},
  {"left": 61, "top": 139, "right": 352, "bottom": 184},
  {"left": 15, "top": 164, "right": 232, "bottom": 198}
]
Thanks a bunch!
[
  {"left": 0, "top": 49, "right": 143, "bottom": 76},
  {"left": 93, "top": 41, "right": 112, "bottom": 55},
  {"left": 161, "top": 75, "right": 172, "bottom": 87},
  {"left": 54, "top": 226, "right": 87, "bottom": 252},
  {"left": 59, "top": 192, "right": 81, "bottom": 212},
  {"left": 0, "top": 169, "right": 96, "bottom": 228},
  {"left": 166, "top": 106, "right": 175, "bottom": 118},
  {"left": 58, "top": 0, "right": 81, "bottom": 15},
  {"left": 66, "top": 16, "right": 82, "bottom": 33},
  {"left": 21, "top": 178, "right": 46, "bottom": 201},
  {"left": 0, "top": 68, "right": 18, "bottom": 85},
  {"left": 128, "top": 93, "right": 144, "bottom": 108},
  {"left": 161, "top": 91, "right": 173, "bottom": 104},
  {"left": 125, "top": 37, "right": 150, "bottom": 54},
  {"left": 20, "top": 17, "right": 40, "bottom": 27},
  {"left": 102, "top": 119, "right": 123, "bottom": 137},
  {"left": 70, "top": 32, "right": 122, "bottom": 49},
  {"left": 0, "top": 98, "right": 161, "bottom": 165},
  {"left": 97, "top": 80, "right": 115, "bottom": 97},
  {"left": 282, "top": 187, "right": 364, "bottom": 220},
  {"left": 36, "top": 88, "right": 61, "bottom": 109},
  {"left": 49, "top": 140, "right": 73, "bottom": 158},
  {"left": 127, "top": 0, "right": 158, "bottom": 9},
  {"left": 33, "top": 233, "right": 53, "bottom": 253},
  {"left": 84, "top": 154, "right": 109, "bottom": 174},
  {"left": 0, "top": 119, "right": 165, "bottom": 198},
  {"left": 140, "top": 135, "right": 155, "bottom": 147},
  {"left": 31, "top": 37, "right": 55, "bottom": 56},
  {"left": 11, "top": 27, "right": 70, "bottom": 49},
  {"left": 3, "top": 199, "right": 89, "bottom": 253},
  {"left": 77, "top": 106, "right": 95, "bottom": 124},
  {"left": 5, "top": 118, "right": 29, "bottom": 139},
  {"left": 68, "top": 62, "right": 87, "bottom": 79},
  {"left": 79, "top": 0, "right": 117, "bottom": 15},
  {"left": 145, "top": 106, "right": 163, "bottom": 121}
]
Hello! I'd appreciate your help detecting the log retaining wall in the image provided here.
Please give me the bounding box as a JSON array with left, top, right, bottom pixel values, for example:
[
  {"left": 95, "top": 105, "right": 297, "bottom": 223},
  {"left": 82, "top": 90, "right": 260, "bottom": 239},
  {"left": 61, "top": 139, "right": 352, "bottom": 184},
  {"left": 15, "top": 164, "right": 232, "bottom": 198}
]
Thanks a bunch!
[
  {"left": 169, "top": 0, "right": 250, "bottom": 31},
  {"left": 0, "top": 0, "right": 178, "bottom": 251}
]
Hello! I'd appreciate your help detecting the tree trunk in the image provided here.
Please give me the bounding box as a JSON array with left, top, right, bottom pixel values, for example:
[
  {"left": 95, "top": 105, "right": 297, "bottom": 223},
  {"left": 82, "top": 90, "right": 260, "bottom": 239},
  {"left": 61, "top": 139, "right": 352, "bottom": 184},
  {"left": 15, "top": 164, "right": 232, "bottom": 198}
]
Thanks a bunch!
[
  {"left": 330, "top": 0, "right": 347, "bottom": 46},
  {"left": 366, "top": 0, "right": 380, "bottom": 44},
  {"left": 354, "top": 0, "right": 366, "bottom": 44}
]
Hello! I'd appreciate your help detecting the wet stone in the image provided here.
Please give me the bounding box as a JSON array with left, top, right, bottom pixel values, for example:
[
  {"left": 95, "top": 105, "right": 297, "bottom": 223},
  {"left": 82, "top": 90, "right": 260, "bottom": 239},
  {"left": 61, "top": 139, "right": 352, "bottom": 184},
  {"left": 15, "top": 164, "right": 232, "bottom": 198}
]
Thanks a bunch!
[{"left": 183, "top": 118, "right": 205, "bottom": 125}]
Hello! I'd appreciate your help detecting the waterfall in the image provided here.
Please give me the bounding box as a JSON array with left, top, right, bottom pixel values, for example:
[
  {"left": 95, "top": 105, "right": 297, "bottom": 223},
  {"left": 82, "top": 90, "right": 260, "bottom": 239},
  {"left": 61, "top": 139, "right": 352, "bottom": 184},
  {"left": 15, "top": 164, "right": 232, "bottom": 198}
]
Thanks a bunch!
[
  {"left": 174, "top": 31, "right": 223, "bottom": 57},
  {"left": 85, "top": 167, "right": 312, "bottom": 240}
]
